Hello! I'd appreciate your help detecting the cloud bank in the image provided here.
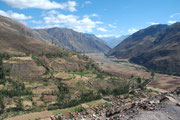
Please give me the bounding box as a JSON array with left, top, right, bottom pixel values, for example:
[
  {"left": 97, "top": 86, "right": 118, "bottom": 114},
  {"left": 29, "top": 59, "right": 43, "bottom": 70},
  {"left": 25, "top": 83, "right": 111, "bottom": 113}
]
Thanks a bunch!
[{"left": 2, "top": 0, "right": 77, "bottom": 12}]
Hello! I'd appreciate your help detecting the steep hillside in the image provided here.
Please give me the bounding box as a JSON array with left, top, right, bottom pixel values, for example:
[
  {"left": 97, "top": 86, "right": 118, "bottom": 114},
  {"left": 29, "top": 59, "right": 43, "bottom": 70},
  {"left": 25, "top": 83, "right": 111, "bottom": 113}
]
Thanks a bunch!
[
  {"left": 130, "top": 22, "right": 180, "bottom": 75},
  {"left": 108, "top": 25, "right": 168, "bottom": 58},
  {"left": 0, "top": 15, "right": 110, "bottom": 53},
  {"left": 36, "top": 28, "right": 111, "bottom": 53},
  {"left": 108, "top": 23, "right": 180, "bottom": 75},
  {"left": 102, "top": 35, "right": 129, "bottom": 48},
  {"left": 0, "top": 15, "right": 48, "bottom": 43},
  {"left": 0, "top": 16, "right": 64, "bottom": 55}
]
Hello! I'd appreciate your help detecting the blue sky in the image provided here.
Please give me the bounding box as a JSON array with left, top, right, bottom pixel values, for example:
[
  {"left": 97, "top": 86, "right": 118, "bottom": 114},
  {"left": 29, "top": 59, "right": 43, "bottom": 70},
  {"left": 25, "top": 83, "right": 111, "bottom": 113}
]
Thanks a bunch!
[{"left": 0, "top": 0, "right": 180, "bottom": 38}]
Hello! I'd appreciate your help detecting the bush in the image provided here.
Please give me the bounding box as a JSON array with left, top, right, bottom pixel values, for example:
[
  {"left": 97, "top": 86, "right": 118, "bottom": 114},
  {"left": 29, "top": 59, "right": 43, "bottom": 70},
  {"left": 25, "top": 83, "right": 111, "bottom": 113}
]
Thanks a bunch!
[
  {"left": 75, "top": 107, "right": 85, "bottom": 112},
  {"left": 45, "top": 53, "right": 68, "bottom": 58},
  {"left": 16, "top": 98, "right": 23, "bottom": 111}
]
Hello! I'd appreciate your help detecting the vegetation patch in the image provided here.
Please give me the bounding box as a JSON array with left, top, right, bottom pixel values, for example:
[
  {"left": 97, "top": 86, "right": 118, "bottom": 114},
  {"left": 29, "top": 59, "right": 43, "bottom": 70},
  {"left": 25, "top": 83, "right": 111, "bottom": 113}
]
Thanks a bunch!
[
  {"left": 76, "top": 80, "right": 86, "bottom": 91},
  {"left": 69, "top": 72, "right": 91, "bottom": 76}
]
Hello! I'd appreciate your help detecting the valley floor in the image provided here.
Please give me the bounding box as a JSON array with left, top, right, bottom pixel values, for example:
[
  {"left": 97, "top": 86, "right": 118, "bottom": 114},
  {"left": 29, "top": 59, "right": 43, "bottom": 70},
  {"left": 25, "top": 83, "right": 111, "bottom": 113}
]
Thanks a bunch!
[{"left": 86, "top": 53, "right": 180, "bottom": 92}]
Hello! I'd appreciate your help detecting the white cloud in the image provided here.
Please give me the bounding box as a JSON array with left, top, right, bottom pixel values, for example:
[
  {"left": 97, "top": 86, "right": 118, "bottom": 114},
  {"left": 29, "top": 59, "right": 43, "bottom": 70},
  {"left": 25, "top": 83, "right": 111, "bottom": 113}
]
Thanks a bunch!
[
  {"left": 95, "top": 21, "right": 104, "bottom": 24},
  {"left": 128, "top": 28, "right": 138, "bottom": 34},
  {"left": 97, "top": 27, "right": 109, "bottom": 32},
  {"left": 44, "top": 14, "right": 78, "bottom": 24},
  {"left": 85, "top": 1, "right": 92, "bottom": 4},
  {"left": 0, "top": 10, "right": 32, "bottom": 20},
  {"left": 33, "top": 24, "right": 62, "bottom": 29},
  {"left": 83, "top": 14, "right": 99, "bottom": 18},
  {"left": 43, "top": 13, "right": 103, "bottom": 33},
  {"left": 170, "top": 13, "right": 180, "bottom": 18},
  {"left": 147, "top": 22, "right": 159, "bottom": 25},
  {"left": 168, "top": 21, "right": 177, "bottom": 24},
  {"left": 31, "top": 20, "right": 42, "bottom": 24},
  {"left": 108, "top": 24, "right": 117, "bottom": 28},
  {"left": 96, "top": 34, "right": 120, "bottom": 38},
  {"left": 48, "top": 10, "right": 59, "bottom": 15},
  {"left": 2, "top": 0, "right": 77, "bottom": 12},
  {"left": 91, "top": 13, "right": 98, "bottom": 17},
  {"left": 82, "top": 1, "right": 92, "bottom": 7}
]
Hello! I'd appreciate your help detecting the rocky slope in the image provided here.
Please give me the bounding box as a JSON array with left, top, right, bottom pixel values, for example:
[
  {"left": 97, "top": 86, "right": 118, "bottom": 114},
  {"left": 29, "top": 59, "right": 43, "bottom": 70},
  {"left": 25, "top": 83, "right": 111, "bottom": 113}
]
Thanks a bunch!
[
  {"left": 0, "top": 15, "right": 62, "bottom": 55},
  {"left": 108, "top": 23, "right": 180, "bottom": 75},
  {"left": 36, "top": 28, "right": 111, "bottom": 53},
  {"left": 108, "top": 24, "right": 168, "bottom": 58}
]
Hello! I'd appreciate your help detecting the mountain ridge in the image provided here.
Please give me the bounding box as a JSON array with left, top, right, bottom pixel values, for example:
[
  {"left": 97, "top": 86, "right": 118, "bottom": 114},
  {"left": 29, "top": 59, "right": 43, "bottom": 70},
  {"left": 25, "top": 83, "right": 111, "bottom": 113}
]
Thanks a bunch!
[
  {"left": 0, "top": 15, "right": 110, "bottom": 53},
  {"left": 108, "top": 24, "right": 168, "bottom": 58},
  {"left": 108, "top": 23, "right": 180, "bottom": 75},
  {"left": 35, "top": 27, "right": 111, "bottom": 53}
]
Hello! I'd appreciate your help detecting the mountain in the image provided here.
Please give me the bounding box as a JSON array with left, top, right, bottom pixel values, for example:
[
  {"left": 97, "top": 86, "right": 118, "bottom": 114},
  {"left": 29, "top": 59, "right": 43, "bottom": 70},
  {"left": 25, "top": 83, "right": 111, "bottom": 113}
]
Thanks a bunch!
[
  {"left": 0, "top": 15, "right": 62, "bottom": 55},
  {"left": 36, "top": 28, "right": 111, "bottom": 53},
  {"left": 108, "top": 25, "right": 168, "bottom": 58},
  {"left": 0, "top": 15, "right": 110, "bottom": 53},
  {"left": 101, "top": 35, "right": 129, "bottom": 48},
  {"left": 108, "top": 23, "right": 180, "bottom": 75}
]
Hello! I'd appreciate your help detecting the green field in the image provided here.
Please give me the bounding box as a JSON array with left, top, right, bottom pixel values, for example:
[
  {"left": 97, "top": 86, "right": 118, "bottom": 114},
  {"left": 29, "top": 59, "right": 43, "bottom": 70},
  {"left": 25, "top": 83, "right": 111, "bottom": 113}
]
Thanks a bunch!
[
  {"left": 69, "top": 72, "right": 91, "bottom": 76},
  {"left": 52, "top": 99, "right": 106, "bottom": 115}
]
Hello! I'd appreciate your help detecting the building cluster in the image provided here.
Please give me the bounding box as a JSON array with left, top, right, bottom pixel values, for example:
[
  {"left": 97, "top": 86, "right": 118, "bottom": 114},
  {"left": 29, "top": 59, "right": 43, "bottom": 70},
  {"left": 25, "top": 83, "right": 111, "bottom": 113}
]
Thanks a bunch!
[{"left": 50, "top": 87, "right": 180, "bottom": 120}]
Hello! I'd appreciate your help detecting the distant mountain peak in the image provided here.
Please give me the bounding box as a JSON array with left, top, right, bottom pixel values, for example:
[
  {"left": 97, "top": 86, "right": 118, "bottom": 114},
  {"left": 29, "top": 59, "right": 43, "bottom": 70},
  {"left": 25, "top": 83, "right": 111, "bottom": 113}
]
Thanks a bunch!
[{"left": 101, "top": 35, "right": 129, "bottom": 48}]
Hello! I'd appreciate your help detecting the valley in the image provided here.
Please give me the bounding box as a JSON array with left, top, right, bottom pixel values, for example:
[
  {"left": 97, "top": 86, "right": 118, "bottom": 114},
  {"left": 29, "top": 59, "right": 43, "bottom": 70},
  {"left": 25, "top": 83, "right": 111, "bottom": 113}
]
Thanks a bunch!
[
  {"left": 87, "top": 53, "right": 180, "bottom": 92},
  {"left": 3, "top": 53, "right": 180, "bottom": 120},
  {"left": 0, "top": 1, "right": 180, "bottom": 119}
]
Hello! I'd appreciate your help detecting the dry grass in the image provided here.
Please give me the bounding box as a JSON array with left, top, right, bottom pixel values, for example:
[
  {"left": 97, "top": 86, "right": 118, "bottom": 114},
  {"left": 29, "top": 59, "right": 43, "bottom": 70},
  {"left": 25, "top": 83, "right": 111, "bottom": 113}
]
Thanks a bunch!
[
  {"left": 5, "top": 111, "right": 52, "bottom": 120},
  {"left": 54, "top": 72, "right": 73, "bottom": 79}
]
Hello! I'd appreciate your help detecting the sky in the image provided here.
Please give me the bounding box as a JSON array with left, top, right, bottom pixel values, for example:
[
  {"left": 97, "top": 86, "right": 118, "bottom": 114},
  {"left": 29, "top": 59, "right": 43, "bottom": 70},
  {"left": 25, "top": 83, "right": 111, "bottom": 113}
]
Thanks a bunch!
[{"left": 0, "top": 0, "right": 180, "bottom": 38}]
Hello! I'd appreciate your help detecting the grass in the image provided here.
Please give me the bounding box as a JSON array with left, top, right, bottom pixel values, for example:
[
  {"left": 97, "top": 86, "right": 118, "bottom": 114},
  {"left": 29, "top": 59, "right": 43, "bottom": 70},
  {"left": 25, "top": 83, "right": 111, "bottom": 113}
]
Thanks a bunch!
[
  {"left": 52, "top": 99, "right": 106, "bottom": 115},
  {"left": 131, "top": 77, "right": 138, "bottom": 82},
  {"left": 69, "top": 72, "right": 91, "bottom": 76},
  {"left": 105, "top": 103, "right": 112, "bottom": 108},
  {"left": 84, "top": 99, "right": 106, "bottom": 107},
  {"left": 143, "top": 89, "right": 151, "bottom": 93},
  {"left": 153, "top": 76, "right": 158, "bottom": 80},
  {"left": 76, "top": 80, "right": 86, "bottom": 91},
  {"left": 52, "top": 106, "right": 78, "bottom": 115},
  {"left": 154, "top": 85, "right": 161, "bottom": 88},
  {"left": 43, "top": 83, "right": 49, "bottom": 86}
]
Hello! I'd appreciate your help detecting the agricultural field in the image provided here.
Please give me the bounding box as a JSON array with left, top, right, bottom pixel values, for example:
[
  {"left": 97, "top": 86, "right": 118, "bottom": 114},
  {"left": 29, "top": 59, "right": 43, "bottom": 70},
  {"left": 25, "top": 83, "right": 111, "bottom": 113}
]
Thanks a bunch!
[
  {"left": 0, "top": 52, "right": 135, "bottom": 119},
  {"left": 86, "top": 53, "right": 180, "bottom": 92}
]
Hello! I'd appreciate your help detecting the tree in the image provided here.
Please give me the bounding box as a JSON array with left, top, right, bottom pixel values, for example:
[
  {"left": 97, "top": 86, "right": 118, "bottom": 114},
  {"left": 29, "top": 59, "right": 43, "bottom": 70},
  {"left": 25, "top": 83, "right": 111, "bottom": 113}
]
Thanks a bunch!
[
  {"left": 131, "top": 74, "right": 134, "bottom": 78},
  {"left": 0, "top": 95, "right": 5, "bottom": 113},
  {"left": 151, "top": 71, "right": 155, "bottom": 79},
  {"left": 17, "top": 98, "right": 23, "bottom": 110},
  {"left": 0, "top": 58, "right": 5, "bottom": 80},
  {"left": 56, "top": 116, "right": 62, "bottom": 120},
  {"left": 137, "top": 77, "right": 142, "bottom": 84},
  {"left": 0, "top": 67, "right": 5, "bottom": 80}
]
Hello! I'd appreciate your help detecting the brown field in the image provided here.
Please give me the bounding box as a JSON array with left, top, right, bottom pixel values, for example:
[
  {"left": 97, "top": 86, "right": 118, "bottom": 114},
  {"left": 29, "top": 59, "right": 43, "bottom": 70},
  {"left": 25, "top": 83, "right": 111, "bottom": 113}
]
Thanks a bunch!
[
  {"left": 5, "top": 111, "right": 52, "bottom": 120},
  {"left": 86, "top": 53, "right": 180, "bottom": 92}
]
